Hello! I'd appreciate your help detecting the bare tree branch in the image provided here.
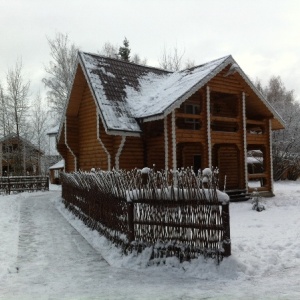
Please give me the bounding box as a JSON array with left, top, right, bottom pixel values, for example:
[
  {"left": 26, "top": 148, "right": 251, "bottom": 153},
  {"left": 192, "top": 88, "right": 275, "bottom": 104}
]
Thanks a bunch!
[{"left": 43, "top": 32, "right": 79, "bottom": 122}]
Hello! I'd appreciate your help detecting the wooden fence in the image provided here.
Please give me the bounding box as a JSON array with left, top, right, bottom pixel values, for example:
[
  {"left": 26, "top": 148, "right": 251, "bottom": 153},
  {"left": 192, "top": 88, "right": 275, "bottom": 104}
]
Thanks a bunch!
[
  {"left": 0, "top": 176, "right": 49, "bottom": 194},
  {"left": 61, "top": 168, "right": 231, "bottom": 263}
]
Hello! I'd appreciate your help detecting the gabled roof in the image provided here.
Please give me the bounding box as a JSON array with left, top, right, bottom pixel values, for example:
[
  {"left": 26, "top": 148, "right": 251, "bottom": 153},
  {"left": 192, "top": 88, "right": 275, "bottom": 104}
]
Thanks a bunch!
[
  {"left": 0, "top": 132, "right": 43, "bottom": 154},
  {"left": 79, "top": 52, "right": 169, "bottom": 134},
  {"left": 61, "top": 51, "right": 284, "bottom": 137},
  {"left": 49, "top": 159, "right": 64, "bottom": 170},
  {"left": 47, "top": 125, "right": 59, "bottom": 136}
]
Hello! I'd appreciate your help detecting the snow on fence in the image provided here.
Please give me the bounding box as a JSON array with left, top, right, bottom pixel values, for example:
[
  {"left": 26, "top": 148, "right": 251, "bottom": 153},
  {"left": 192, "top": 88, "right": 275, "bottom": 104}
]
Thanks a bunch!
[
  {"left": 60, "top": 168, "right": 231, "bottom": 263},
  {"left": 0, "top": 176, "right": 49, "bottom": 194}
]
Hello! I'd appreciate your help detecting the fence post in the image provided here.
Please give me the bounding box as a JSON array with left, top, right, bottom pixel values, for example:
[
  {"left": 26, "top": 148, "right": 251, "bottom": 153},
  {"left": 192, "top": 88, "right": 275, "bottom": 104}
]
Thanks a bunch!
[
  {"left": 222, "top": 203, "right": 231, "bottom": 256},
  {"left": 127, "top": 202, "right": 135, "bottom": 243},
  {"left": 46, "top": 176, "right": 49, "bottom": 190},
  {"left": 8, "top": 176, "right": 10, "bottom": 195}
]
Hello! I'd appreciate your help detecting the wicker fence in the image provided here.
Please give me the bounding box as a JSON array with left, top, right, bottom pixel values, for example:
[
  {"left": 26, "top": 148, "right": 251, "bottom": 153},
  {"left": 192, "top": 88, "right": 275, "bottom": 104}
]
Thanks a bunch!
[
  {"left": 0, "top": 176, "right": 49, "bottom": 194},
  {"left": 61, "top": 168, "right": 231, "bottom": 263}
]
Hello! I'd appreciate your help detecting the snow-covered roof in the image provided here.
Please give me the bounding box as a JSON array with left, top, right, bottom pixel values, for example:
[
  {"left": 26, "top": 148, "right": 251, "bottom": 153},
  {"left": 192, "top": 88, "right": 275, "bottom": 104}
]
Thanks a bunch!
[
  {"left": 79, "top": 52, "right": 169, "bottom": 134},
  {"left": 47, "top": 125, "right": 59, "bottom": 136},
  {"left": 79, "top": 52, "right": 237, "bottom": 134},
  {"left": 125, "top": 56, "right": 231, "bottom": 120},
  {"left": 63, "top": 51, "right": 284, "bottom": 136},
  {"left": 0, "top": 132, "right": 43, "bottom": 153},
  {"left": 247, "top": 157, "right": 263, "bottom": 164},
  {"left": 49, "top": 159, "right": 64, "bottom": 170}
]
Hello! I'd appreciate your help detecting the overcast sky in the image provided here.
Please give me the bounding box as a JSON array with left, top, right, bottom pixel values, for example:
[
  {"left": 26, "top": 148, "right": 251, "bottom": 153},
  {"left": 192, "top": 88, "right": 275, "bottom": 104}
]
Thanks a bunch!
[{"left": 1, "top": 0, "right": 300, "bottom": 103}]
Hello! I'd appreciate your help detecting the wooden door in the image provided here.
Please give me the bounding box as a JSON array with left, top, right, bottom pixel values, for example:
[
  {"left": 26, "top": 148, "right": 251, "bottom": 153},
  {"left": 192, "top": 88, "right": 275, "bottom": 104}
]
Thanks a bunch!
[{"left": 217, "top": 145, "right": 240, "bottom": 190}]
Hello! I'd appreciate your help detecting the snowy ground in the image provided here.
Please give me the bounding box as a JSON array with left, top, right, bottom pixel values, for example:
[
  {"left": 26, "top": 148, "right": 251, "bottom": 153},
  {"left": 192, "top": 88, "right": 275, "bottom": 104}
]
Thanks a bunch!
[{"left": 0, "top": 182, "right": 300, "bottom": 299}]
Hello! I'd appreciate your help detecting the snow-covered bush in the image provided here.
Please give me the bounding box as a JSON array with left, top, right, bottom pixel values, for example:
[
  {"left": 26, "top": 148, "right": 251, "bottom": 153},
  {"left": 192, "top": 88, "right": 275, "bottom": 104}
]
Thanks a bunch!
[{"left": 251, "top": 189, "right": 265, "bottom": 212}]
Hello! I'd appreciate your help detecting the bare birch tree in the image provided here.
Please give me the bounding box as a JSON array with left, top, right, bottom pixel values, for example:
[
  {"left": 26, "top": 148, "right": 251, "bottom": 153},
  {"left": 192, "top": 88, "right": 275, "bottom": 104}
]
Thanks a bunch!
[
  {"left": 159, "top": 46, "right": 185, "bottom": 71},
  {"left": 99, "top": 42, "right": 119, "bottom": 59},
  {"left": 131, "top": 53, "right": 147, "bottom": 66},
  {"left": 5, "top": 59, "right": 30, "bottom": 175},
  {"left": 43, "top": 32, "right": 79, "bottom": 122},
  {"left": 30, "top": 92, "right": 49, "bottom": 174},
  {"left": 6, "top": 59, "right": 30, "bottom": 138},
  {"left": 0, "top": 83, "right": 11, "bottom": 137},
  {"left": 259, "top": 76, "right": 300, "bottom": 180}
]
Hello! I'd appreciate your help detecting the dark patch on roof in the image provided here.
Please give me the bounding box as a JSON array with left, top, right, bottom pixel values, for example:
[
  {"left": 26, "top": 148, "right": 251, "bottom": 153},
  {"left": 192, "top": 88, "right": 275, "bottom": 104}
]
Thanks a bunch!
[{"left": 81, "top": 52, "right": 169, "bottom": 103}]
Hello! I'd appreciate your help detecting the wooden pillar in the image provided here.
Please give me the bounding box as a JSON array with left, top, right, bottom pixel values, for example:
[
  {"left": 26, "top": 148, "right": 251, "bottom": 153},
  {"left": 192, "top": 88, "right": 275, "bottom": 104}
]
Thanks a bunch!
[
  {"left": 206, "top": 86, "right": 212, "bottom": 168},
  {"left": 164, "top": 116, "right": 169, "bottom": 172},
  {"left": 242, "top": 92, "right": 248, "bottom": 192},
  {"left": 268, "top": 119, "right": 274, "bottom": 194},
  {"left": 171, "top": 111, "right": 177, "bottom": 172}
]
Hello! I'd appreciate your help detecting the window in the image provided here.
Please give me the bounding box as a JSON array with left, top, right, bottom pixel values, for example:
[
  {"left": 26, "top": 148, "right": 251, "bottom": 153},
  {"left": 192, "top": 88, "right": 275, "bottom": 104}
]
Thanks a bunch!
[
  {"left": 185, "top": 104, "right": 200, "bottom": 115},
  {"left": 184, "top": 104, "right": 200, "bottom": 130}
]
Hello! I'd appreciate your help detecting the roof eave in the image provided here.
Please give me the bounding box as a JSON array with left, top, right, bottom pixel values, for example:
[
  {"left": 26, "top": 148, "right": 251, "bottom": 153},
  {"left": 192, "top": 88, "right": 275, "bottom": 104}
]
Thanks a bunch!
[
  {"left": 234, "top": 64, "right": 285, "bottom": 129},
  {"left": 141, "top": 55, "right": 285, "bottom": 130},
  {"left": 106, "top": 128, "right": 141, "bottom": 137},
  {"left": 141, "top": 56, "right": 235, "bottom": 121}
]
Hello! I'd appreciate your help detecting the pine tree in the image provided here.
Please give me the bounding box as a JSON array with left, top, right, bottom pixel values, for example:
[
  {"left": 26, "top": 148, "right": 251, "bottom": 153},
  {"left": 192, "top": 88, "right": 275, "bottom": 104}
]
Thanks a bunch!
[{"left": 118, "top": 38, "right": 131, "bottom": 61}]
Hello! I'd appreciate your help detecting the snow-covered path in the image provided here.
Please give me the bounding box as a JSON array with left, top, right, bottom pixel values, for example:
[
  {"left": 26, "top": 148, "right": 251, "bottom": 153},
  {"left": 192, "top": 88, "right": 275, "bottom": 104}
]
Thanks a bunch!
[
  {"left": 0, "top": 192, "right": 125, "bottom": 299},
  {"left": 0, "top": 192, "right": 218, "bottom": 299},
  {"left": 1, "top": 184, "right": 300, "bottom": 299}
]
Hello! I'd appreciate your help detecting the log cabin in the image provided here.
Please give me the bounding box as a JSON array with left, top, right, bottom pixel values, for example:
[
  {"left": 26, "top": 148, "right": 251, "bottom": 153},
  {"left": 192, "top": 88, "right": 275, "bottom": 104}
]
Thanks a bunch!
[
  {"left": 57, "top": 52, "right": 284, "bottom": 197},
  {"left": 0, "top": 132, "right": 43, "bottom": 176}
]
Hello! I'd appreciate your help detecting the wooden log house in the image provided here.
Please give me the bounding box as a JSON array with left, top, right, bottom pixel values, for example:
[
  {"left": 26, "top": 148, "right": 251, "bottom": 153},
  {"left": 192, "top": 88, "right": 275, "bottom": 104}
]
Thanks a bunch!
[
  {"left": 0, "top": 132, "right": 43, "bottom": 176},
  {"left": 57, "top": 52, "right": 284, "bottom": 197}
]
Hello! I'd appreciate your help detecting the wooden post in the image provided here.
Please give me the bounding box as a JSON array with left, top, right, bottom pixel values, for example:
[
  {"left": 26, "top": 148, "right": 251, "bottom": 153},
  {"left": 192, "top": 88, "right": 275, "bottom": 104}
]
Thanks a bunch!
[
  {"left": 222, "top": 203, "right": 231, "bottom": 256},
  {"left": 8, "top": 176, "right": 11, "bottom": 195},
  {"left": 127, "top": 202, "right": 135, "bottom": 243}
]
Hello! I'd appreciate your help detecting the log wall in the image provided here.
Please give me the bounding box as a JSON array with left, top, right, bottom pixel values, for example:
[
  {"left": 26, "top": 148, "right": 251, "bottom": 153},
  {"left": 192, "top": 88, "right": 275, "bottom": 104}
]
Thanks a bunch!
[
  {"left": 117, "top": 136, "right": 144, "bottom": 170},
  {"left": 77, "top": 86, "right": 104, "bottom": 171},
  {"left": 214, "top": 145, "right": 240, "bottom": 190}
]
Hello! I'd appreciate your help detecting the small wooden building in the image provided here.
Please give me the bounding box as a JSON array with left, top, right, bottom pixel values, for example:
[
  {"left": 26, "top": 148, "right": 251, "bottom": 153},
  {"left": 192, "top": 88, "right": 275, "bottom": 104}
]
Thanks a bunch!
[
  {"left": 49, "top": 159, "right": 64, "bottom": 184},
  {"left": 57, "top": 52, "right": 284, "bottom": 196},
  {"left": 0, "top": 133, "right": 43, "bottom": 176}
]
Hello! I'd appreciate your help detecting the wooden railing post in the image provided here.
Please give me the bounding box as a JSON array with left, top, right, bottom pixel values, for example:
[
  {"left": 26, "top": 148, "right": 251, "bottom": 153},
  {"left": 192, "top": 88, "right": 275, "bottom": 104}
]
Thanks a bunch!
[
  {"left": 222, "top": 202, "right": 231, "bottom": 257},
  {"left": 127, "top": 202, "right": 135, "bottom": 243}
]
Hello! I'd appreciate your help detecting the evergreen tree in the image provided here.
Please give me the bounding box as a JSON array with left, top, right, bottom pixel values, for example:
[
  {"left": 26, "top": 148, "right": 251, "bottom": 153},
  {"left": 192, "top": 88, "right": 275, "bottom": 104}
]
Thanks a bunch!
[{"left": 118, "top": 38, "right": 131, "bottom": 61}]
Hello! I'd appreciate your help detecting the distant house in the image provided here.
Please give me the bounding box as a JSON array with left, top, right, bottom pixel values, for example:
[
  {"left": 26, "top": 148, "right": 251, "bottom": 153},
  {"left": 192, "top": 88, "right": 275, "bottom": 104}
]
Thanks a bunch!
[
  {"left": 42, "top": 125, "right": 61, "bottom": 174},
  {"left": 49, "top": 159, "right": 64, "bottom": 184},
  {"left": 57, "top": 52, "right": 284, "bottom": 196},
  {"left": 0, "top": 133, "right": 43, "bottom": 176}
]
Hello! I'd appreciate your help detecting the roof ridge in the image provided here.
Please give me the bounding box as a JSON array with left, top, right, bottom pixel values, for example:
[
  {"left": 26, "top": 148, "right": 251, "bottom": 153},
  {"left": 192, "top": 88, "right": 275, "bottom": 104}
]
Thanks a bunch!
[
  {"left": 80, "top": 51, "right": 172, "bottom": 74},
  {"left": 185, "top": 55, "right": 232, "bottom": 71}
]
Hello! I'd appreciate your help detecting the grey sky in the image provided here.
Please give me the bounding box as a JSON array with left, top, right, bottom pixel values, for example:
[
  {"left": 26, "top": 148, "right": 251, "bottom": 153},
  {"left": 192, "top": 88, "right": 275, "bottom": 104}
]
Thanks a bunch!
[{"left": 1, "top": 0, "right": 300, "bottom": 102}]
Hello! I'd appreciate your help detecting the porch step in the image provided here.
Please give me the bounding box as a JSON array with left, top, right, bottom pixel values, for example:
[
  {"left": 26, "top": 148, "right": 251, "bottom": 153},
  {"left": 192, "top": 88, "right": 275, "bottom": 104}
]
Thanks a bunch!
[{"left": 225, "top": 189, "right": 251, "bottom": 202}]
